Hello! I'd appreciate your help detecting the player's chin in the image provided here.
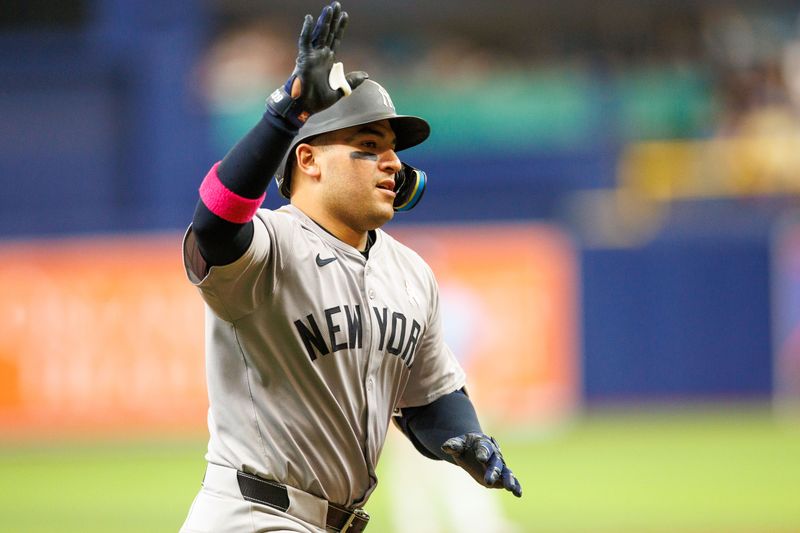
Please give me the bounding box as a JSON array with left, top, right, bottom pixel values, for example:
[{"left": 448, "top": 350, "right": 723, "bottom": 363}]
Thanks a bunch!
[
  {"left": 367, "top": 200, "right": 395, "bottom": 227},
  {"left": 376, "top": 204, "right": 395, "bottom": 225},
  {"left": 374, "top": 190, "right": 396, "bottom": 216}
]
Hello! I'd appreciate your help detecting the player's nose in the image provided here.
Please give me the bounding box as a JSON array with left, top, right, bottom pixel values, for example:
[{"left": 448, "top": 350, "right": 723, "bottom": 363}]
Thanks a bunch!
[{"left": 379, "top": 149, "right": 401, "bottom": 174}]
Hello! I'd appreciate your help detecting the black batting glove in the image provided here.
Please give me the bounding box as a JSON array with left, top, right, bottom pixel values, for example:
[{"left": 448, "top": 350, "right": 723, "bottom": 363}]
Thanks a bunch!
[
  {"left": 267, "top": 1, "right": 368, "bottom": 128},
  {"left": 442, "top": 432, "right": 523, "bottom": 498}
]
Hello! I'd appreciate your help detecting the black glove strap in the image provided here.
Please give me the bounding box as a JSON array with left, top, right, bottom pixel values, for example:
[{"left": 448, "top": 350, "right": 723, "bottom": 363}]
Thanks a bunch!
[{"left": 267, "top": 84, "right": 310, "bottom": 129}]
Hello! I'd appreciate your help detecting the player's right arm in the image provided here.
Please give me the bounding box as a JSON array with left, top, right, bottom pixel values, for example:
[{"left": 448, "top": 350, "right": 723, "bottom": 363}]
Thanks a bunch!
[{"left": 191, "top": 1, "right": 366, "bottom": 267}]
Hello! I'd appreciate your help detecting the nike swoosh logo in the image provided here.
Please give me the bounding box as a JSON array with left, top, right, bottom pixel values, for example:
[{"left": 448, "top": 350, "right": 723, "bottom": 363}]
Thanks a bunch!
[{"left": 316, "top": 254, "right": 338, "bottom": 267}]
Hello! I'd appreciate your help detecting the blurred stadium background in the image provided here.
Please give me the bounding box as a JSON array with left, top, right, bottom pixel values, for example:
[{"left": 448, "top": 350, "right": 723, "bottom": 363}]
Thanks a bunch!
[{"left": 2, "top": 0, "right": 800, "bottom": 531}]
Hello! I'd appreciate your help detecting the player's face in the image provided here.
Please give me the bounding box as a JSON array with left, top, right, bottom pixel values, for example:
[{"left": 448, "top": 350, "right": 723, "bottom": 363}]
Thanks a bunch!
[{"left": 316, "top": 120, "right": 402, "bottom": 232}]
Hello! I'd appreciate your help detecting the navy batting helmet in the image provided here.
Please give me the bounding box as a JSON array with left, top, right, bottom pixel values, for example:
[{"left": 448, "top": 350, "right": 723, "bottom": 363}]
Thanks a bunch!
[{"left": 275, "top": 79, "right": 430, "bottom": 201}]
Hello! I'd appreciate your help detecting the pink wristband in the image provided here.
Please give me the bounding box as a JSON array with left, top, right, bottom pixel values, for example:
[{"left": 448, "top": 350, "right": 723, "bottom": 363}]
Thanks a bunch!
[{"left": 199, "top": 162, "right": 266, "bottom": 224}]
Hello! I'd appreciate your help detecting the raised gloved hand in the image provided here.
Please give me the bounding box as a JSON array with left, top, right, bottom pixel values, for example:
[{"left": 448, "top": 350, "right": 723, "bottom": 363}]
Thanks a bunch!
[
  {"left": 267, "top": 1, "right": 368, "bottom": 128},
  {"left": 442, "top": 432, "right": 523, "bottom": 498}
]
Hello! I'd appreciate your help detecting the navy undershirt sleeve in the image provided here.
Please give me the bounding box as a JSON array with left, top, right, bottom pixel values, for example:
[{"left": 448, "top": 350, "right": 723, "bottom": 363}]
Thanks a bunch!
[
  {"left": 192, "top": 112, "right": 298, "bottom": 267},
  {"left": 396, "top": 388, "right": 483, "bottom": 462}
]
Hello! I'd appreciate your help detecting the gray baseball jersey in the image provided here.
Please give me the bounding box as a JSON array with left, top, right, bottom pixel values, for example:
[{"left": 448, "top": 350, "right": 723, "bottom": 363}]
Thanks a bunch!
[{"left": 183, "top": 204, "right": 466, "bottom": 508}]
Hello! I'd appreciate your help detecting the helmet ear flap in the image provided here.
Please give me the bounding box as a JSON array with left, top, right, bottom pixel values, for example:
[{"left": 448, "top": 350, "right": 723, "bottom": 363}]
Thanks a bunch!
[
  {"left": 393, "top": 163, "right": 427, "bottom": 212},
  {"left": 276, "top": 156, "right": 293, "bottom": 198},
  {"left": 277, "top": 134, "right": 324, "bottom": 198},
  {"left": 279, "top": 174, "right": 291, "bottom": 198}
]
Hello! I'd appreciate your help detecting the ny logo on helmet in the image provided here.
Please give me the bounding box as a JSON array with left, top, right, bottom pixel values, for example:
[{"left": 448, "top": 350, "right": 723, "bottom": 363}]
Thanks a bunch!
[{"left": 377, "top": 85, "right": 395, "bottom": 111}]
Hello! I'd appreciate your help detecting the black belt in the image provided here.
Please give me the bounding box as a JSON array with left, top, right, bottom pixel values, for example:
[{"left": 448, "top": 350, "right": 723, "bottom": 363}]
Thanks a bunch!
[{"left": 236, "top": 471, "right": 370, "bottom": 533}]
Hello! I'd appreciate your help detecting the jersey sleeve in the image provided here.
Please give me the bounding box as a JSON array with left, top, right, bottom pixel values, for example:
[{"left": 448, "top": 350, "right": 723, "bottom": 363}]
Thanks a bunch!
[
  {"left": 398, "top": 265, "right": 467, "bottom": 408},
  {"left": 183, "top": 211, "right": 276, "bottom": 322}
]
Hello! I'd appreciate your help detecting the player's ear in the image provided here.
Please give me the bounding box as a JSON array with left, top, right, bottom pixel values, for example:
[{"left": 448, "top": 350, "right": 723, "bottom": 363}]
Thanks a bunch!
[{"left": 295, "top": 144, "right": 321, "bottom": 178}]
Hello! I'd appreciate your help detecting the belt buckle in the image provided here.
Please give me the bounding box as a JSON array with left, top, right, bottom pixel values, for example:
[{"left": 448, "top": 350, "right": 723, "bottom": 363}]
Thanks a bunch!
[{"left": 341, "top": 508, "right": 369, "bottom": 532}]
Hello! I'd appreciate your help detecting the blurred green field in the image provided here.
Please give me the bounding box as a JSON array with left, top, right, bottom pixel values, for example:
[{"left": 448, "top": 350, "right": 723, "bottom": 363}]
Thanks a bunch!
[{"left": 1, "top": 405, "right": 799, "bottom": 533}]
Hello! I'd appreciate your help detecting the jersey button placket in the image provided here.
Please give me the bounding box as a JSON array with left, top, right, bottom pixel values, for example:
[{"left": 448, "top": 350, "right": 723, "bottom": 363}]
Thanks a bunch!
[{"left": 362, "top": 263, "right": 380, "bottom": 470}]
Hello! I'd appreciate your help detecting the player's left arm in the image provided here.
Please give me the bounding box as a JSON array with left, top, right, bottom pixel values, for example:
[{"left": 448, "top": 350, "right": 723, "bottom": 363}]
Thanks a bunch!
[
  {"left": 395, "top": 389, "right": 523, "bottom": 497},
  {"left": 192, "top": 1, "right": 367, "bottom": 267}
]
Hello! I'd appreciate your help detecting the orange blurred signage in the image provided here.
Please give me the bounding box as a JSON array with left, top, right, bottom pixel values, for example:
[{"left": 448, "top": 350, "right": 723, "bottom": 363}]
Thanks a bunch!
[
  {"left": 0, "top": 224, "right": 578, "bottom": 437},
  {"left": 392, "top": 224, "right": 579, "bottom": 426},
  {"left": 0, "top": 236, "right": 206, "bottom": 437}
]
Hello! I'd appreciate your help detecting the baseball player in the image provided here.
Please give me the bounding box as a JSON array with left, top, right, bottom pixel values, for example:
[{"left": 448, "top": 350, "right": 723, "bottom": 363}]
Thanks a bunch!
[{"left": 180, "top": 3, "right": 521, "bottom": 532}]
